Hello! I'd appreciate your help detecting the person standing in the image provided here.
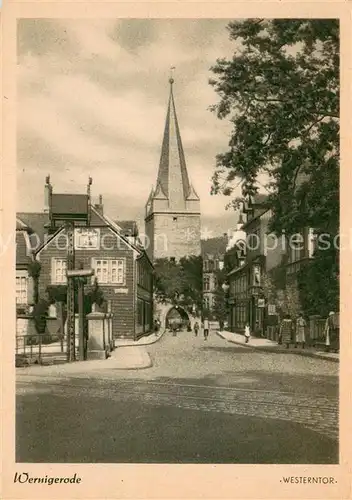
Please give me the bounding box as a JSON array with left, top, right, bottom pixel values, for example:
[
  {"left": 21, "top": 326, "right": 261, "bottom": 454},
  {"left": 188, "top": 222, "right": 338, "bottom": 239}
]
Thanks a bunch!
[
  {"left": 325, "top": 311, "right": 339, "bottom": 353},
  {"left": 203, "top": 317, "right": 210, "bottom": 340},
  {"left": 279, "top": 314, "right": 293, "bottom": 349},
  {"left": 194, "top": 321, "right": 199, "bottom": 337},
  {"left": 244, "top": 323, "right": 251, "bottom": 343},
  {"left": 219, "top": 318, "right": 224, "bottom": 332},
  {"left": 295, "top": 313, "right": 306, "bottom": 349},
  {"left": 329, "top": 311, "right": 339, "bottom": 353}
]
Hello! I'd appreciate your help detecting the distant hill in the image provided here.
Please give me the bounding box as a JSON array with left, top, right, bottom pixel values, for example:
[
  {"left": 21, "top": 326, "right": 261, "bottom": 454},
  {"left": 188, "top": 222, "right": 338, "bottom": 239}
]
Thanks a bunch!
[{"left": 201, "top": 236, "right": 228, "bottom": 257}]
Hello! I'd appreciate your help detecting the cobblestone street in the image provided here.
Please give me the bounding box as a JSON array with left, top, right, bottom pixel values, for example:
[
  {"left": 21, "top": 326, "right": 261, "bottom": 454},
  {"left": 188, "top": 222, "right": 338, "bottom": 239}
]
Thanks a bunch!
[{"left": 16, "top": 327, "right": 339, "bottom": 463}]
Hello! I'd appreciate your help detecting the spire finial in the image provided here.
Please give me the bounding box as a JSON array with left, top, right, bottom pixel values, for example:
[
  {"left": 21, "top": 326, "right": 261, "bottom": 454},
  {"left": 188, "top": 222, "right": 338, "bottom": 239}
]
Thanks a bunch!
[{"left": 169, "top": 66, "right": 175, "bottom": 85}]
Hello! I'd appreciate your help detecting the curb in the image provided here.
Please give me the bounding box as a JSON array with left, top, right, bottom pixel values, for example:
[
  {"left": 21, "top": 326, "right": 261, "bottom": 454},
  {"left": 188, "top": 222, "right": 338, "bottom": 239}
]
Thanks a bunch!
[
  {"left": 110, "top": 357, "right": 153, "bottom": 370},
  {"left": 216, "top": 331, "right": 339, "bottom": 363},
  {"left": 115, "top": 329, "right": 167, "bottom": 348}
]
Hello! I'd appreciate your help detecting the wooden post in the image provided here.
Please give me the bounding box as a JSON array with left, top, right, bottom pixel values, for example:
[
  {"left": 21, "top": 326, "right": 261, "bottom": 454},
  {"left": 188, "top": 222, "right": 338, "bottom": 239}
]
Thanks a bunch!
[
  {"left": 66, "top": 222, "right": 76, "bottom": 362},
  {"left": 38, "top": 333, "right": 42, "bottom": 364}
]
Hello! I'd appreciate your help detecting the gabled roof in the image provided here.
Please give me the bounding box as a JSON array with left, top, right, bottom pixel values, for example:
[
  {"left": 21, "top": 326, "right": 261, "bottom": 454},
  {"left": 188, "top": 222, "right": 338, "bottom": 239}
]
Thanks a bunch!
[
  {"left": 51, "top": 193, "right": 88, "bottom": 216},
  {"left": 16, "top": 231, "right": 33, "bottom": 267},
  {"left": 17, "top": 213, "right": 50, "bottom": 249},
  {"left": 17, "top": 206, "right": 149, "bottom": 261},
  {"left": 115, "top": 220, "right": 138, "bottom": 237}
]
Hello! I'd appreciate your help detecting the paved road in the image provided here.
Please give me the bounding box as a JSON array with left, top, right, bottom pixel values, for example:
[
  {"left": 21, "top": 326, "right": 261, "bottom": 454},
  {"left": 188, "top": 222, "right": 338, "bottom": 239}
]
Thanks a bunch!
[{"left": 16, "top": 327, "right": 339, "bottom": 464}]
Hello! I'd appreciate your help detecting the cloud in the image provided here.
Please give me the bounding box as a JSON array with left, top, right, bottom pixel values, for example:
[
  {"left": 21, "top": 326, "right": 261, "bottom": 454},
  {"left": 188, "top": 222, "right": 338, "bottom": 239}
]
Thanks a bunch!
[{"left": 17, "top": 18, "right": 238, "bottom": 235}]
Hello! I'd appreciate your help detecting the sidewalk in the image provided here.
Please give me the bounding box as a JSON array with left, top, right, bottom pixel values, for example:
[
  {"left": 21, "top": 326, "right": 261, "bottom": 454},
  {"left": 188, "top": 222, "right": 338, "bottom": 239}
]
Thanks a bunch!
[
  {"left": 16, "top": 329, "right": 166, "bottom": 372},
  {"left": 217, "top": 330, "right": 339, "bottom": 363},
  {"left": 114, "top": 328, "right": 166, "bottom": 347}
]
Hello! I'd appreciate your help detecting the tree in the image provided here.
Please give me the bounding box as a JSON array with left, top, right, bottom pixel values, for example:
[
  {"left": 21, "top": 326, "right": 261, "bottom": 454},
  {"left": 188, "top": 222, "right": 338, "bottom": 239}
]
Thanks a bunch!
[
  {"left": 28, "top": 260, "right": 41, "bottom": 305},
  {"left": 87, "top": 278, "right": 105, "bottom": 310},
  {"left": 179, "top": 255, "right": 203, "bottom": 313},
  {"left": 32, "top": 297, "right": 49, "bottom": 335},
  {"left": 297, "top": 240, "right": 339, "bottom": 317},
  {"left": 153, "top": 258, "right": 186, "bottom": 303},
  {"left": 153, "top": 256, "right": 203, "bottom": 314},
  {"left": 210, "top": 19, "right": 339, "bottom": 314},
  {"left": 209, "top": 19, "right": 339, "bottom": 237}
]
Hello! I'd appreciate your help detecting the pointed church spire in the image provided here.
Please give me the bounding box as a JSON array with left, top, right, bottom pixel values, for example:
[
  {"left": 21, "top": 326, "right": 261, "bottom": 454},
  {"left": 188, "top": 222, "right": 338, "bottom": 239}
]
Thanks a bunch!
[{"left": 154, "top": 72, "right": 198, "bottom": 210}]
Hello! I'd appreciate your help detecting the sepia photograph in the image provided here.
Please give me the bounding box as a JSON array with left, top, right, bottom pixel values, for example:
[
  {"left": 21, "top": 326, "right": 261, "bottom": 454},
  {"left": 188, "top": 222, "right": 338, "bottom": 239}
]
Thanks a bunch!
[{"left": 14, "top": 16, "right": 339, "bottom": 469}]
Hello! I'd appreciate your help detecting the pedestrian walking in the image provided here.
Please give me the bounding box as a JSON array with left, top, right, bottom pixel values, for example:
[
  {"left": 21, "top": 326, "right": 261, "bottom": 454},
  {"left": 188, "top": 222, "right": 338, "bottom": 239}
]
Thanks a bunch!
[
  {"left": 244, "top": 323, "right": 251, "bottom": 343},
  {"left": 295, "top": 313, "right": 306, "bottom": 349},
  {"left": 203, "top": 317, "right": 209, "bottom": 340},
  {"left": 193, "top": 321, "right": 199, "bottom": 337},
  {"left": 171, "top": 320, "right": 177, "bottom": 337},
  {"left": 219, "top": 318, "right": 224, "bottom": 332},
  {"left": 279, "top": 314, "right": 293, "bottom": 349}
]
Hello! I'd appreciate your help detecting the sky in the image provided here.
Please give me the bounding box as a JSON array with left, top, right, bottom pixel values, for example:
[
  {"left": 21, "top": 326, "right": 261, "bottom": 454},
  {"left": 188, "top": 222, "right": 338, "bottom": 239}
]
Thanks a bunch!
[{"left": 17, "top": 19, "right": 244, "bottom": 238}]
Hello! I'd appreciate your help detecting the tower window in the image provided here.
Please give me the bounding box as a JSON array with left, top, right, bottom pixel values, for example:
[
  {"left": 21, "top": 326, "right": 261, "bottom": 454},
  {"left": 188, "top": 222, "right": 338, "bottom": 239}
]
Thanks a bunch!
[{"left": 173, "top": 216, "right": 178, "bottom": 221}]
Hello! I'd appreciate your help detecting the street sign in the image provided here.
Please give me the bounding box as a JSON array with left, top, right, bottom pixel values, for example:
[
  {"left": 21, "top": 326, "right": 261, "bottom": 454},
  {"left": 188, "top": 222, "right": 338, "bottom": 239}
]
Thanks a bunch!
[
  {"left": 67, "top": 269, "right": 94, "bottom": 278},
  {"left": 257, "top": 298, "right": 265, "bottom": 308}
]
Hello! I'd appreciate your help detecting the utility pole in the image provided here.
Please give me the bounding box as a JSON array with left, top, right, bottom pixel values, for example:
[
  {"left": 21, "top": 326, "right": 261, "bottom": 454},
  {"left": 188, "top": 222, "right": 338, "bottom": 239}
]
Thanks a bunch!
[
  {"left": 67, "top": 268, "right": 94, "bottom": 362},
  {"left": 66, "top": 221, "right": 76, "bottom": 362}
]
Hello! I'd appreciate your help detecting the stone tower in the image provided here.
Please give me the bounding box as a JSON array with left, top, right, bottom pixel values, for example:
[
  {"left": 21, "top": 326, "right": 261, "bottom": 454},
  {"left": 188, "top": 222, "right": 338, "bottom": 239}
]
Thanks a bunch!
[{"left": 145, "top": 77, "right": 201, "bottom": 261}]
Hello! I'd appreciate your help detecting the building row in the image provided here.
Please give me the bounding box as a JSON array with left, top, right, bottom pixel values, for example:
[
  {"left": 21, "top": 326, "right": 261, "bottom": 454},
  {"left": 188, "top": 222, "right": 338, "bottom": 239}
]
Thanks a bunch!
[{"left": 225, "top": 194, "right": 316, "bottom": 335}]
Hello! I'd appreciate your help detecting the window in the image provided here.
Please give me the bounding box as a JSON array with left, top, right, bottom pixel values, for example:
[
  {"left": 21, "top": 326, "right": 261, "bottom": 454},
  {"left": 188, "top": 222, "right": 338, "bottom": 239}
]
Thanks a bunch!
[
  {"left": 204, "top": 296, "right": 210, "bottom": 309},
  {"left": 203, "top": 260, "right": 209, "bottom": 272},
  {"left": 51, "top": 258, "right": 67, "bottom": 284},
  {"left": 92, "top": 258, "right": 125, "bottom": 285},
  {"left": 74, "top": 228, "right": 100, "bottom": 250},
  {"left": 203, "top": 276, "right": 210, "bottom": 291},
  {"left": 16, "top": 274, "right": 28, "bottom": 304}
]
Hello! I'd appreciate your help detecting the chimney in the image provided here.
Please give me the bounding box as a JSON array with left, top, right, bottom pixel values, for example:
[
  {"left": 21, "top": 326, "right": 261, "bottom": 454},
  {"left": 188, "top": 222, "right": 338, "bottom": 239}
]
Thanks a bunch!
[
  {"left": 44, "top": 175, "right": 52, "bottom": 214},
  {"left": 94, "top": 194, "right": 104, "bottom": 215}
]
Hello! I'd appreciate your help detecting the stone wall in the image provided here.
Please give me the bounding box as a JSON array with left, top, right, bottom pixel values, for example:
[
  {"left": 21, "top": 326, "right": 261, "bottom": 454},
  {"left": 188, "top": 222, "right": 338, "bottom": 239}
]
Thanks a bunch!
[{"left": 151, "top": 213, "right": 201, "bottom": 260}]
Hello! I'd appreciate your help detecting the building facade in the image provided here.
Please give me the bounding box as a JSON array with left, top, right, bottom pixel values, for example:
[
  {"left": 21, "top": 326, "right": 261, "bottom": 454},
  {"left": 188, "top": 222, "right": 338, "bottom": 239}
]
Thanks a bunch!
[
  {"left": 227, "top": 194, "right": 315, "bottom": 335},
  {"left": 145, "top": 78, "right": 201, "bottom": 262},
  {"left": 201, "top": 236, "right": 227, "bottom": 315},
  {"left": 16, "top": 178, "right": 154, "bottom": 341}
]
